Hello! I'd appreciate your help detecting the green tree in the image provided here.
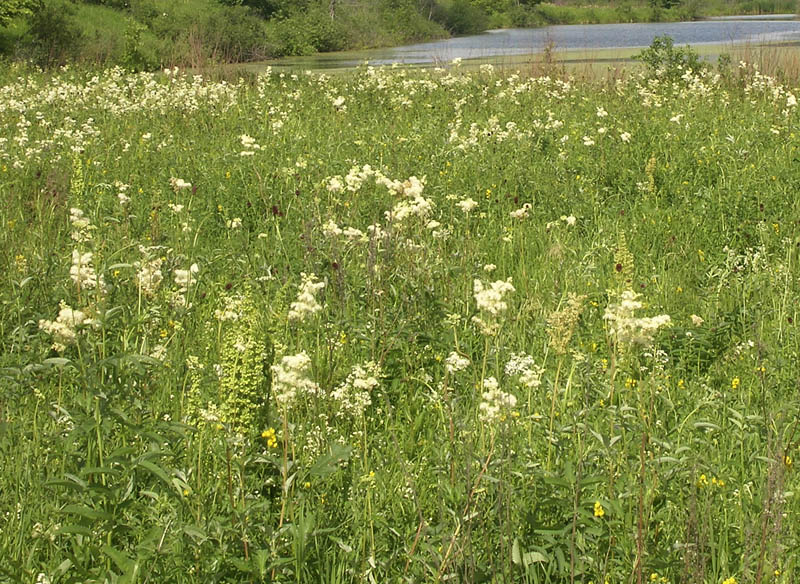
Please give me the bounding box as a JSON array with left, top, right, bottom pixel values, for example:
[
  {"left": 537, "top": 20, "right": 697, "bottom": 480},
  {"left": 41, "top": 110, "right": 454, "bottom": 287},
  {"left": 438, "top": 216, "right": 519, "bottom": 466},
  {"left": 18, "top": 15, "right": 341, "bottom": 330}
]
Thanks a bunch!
[
  {"left": 220, "top": 0, "right": 311, "bottom": 19},
  {"left": 0, "top": 0, "right": 35, "bottom": 27}
]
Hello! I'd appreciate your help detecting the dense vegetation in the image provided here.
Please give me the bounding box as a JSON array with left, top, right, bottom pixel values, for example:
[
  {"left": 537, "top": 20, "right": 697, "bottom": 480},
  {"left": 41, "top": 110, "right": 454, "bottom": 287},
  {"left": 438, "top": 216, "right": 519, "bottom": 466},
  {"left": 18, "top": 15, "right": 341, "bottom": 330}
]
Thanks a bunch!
[
  {"left": 1, "top": 43, "right": 800, "bottom": 581},
  {"left": 0, "top": 0, "right": 797, "bottom": 68}
]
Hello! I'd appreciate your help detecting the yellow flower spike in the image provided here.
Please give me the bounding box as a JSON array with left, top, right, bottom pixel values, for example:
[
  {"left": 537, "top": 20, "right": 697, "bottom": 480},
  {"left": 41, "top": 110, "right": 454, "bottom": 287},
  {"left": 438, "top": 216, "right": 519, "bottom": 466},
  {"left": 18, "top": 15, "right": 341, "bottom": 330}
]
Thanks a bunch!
[
  {"left": 593, "top": 501, "right": 605, "bottom": 517},
  {"left": 731, "top": 377, "right": 740, "bottom": 390},
  {"left": 784, "top": 454, "right": 793, "bottom": 469}
]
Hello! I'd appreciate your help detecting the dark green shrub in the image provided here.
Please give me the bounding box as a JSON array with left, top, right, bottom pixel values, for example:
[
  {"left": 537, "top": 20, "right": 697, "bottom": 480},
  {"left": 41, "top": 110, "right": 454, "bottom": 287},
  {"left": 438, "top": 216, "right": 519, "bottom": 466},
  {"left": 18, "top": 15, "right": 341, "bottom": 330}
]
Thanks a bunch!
[
  {"left": 26, "top": 0, "right": 83, "bottom": 67},
  {"left": 634, "top": 35, "right": 705, "bottom": 79},
  {"left": 122, "top": 19, "right": 157, "bottom": 71},
  {"left": 431, "top": 0, "right": 488, "bottom": 35}
]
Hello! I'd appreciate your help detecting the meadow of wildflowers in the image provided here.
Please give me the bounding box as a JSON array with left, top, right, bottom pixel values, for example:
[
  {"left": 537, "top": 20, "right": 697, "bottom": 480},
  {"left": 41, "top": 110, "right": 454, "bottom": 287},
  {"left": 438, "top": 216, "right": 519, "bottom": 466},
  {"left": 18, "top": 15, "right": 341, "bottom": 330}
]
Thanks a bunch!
[{"left": 1, "top": 58, "right": 799, "bottom": 583}]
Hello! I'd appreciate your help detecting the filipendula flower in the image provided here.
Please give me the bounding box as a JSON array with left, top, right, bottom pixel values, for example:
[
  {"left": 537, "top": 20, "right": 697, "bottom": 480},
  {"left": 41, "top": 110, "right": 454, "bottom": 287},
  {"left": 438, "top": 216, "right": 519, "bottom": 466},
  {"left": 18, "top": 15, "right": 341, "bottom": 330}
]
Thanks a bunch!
[
  {"left": 471, "top": 277, "right": 515, "bottom": 336},
  {"left": 70, "top": 250, "right": 105, "bottom": 293},
  {"left": 603, "top": 290, "right": 671, "bottom": 348},
  {"left": 271, "top": 352, "right": 319, "bottom": 409},
  {"left": 288, "top": 273, "right": 325, "bottom": 322},
  {"left": 39, "top": 301, "right": 94, "bottom": 352},
  {"left": 478, "top": 376, "right": 517, "bottom": 423},
  {"left": 331, "top": 361, "right": 382, "bottom": 418},
  {"left": 445, "top": 351, "right": 470, "bottom": 374}
]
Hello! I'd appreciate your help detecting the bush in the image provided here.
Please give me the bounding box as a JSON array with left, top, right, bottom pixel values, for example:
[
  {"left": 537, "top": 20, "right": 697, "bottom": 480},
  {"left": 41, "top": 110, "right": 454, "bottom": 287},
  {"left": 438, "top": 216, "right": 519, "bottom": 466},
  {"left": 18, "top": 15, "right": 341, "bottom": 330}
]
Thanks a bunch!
[
  {"left": 634, "top": 35, "right": 705, "bottom": 79},
  {"left": 264, "top": 7, "right": 346, "bottom": 57},
  {"left": 432, "top": 0, "right": 488, "bottom": 35},
  {"left": 26, "top": 0, "right": 83, "bottom": 67}
]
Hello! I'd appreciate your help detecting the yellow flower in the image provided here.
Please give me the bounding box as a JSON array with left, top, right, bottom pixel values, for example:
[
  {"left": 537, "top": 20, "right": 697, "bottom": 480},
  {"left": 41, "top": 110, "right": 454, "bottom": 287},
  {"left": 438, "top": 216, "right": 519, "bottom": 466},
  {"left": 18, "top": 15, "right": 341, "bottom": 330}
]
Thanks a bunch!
[
  {"left": 262, "top": 427, "right": 278, "bottom": 449},
  {"left": 785, "top": 454, "right": 793, "bottom": 469},
  {"left": 731, "top": 377, "right": 740, "bottom": 390},
  {"left": 593, "top": 501, "right": 605, "bottom": 517},
  {"left": 722, "top": 577, "right": 736, "bottom": 584},
  {"left": 697, "top": 474, "right": 708, "bottom": 488}
]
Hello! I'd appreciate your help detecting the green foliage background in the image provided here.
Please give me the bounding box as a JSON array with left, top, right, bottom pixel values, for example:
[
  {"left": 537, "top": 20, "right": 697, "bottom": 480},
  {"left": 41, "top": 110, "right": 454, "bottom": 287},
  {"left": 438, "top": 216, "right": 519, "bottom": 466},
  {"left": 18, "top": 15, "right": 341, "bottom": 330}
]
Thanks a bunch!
[{"left": 0, "top": 0, "right": 797, "bottom": 68}]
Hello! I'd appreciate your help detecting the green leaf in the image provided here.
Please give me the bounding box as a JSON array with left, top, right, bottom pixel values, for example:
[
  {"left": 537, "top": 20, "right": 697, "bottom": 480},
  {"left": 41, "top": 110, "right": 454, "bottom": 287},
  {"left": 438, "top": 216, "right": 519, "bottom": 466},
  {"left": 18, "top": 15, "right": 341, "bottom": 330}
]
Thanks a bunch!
[
  {"left": 43, "top": 357, "right": 72, "bottom": 367},
  {"left": 79, "top": 466, "right": 122, "bottom": 478},
  {"left": 183, "top": 525, "right": 208, "bottom": 543},
  {"left": 511, "top": 537, "right": 521, "bottom": 565},
  {"left": 45, "top": 479, "right": 87, "bottom": 492},
  {"left": 54, "top": 524, "right": 93, "bottom": 537},
  {"left": 137, "top": 459, "right": 173, "bottom": 489},
  {"left": 307, "top": 444, "right": 352, "bottom": 478},
  {"left": 693, "top": 421, "right": 720, "bottom": 431},
  {"left": 62, "top": 504, "right": 113, "bottom": 521},
  {"left": 102, "top": 545, "right": 133, "bottom": 572}
]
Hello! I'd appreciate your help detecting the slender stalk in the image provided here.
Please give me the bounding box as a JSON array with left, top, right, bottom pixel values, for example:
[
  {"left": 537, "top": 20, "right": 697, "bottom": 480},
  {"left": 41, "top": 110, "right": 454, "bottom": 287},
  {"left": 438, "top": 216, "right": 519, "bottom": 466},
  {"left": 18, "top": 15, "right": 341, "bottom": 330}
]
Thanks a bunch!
[{"left": 546, "top": 357, "right": 564, "bottom": 472}]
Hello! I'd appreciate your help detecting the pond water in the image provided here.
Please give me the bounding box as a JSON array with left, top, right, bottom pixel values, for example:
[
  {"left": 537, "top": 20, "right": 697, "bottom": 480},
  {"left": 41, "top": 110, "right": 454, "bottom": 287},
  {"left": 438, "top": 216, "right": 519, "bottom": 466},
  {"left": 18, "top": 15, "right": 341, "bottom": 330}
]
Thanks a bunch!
[{"left": 269, "top": 14, "right": 800, "bottom": 69}]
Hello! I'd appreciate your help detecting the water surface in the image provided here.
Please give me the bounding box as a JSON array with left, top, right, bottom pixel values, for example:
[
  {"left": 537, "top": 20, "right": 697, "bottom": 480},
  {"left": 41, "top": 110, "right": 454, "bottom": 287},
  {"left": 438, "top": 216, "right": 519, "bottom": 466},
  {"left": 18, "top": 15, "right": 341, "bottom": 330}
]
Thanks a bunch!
[{"left": 266, "top": 15, "right": 800, "bottom": 69}]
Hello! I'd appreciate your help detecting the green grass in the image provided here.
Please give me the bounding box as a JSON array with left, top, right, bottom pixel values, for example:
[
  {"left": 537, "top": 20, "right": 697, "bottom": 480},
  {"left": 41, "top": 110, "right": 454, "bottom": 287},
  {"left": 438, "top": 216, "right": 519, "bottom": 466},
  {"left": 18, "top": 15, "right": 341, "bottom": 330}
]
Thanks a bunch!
[{"left": 1, "top": 56, "right": 800, "bottom": 582}]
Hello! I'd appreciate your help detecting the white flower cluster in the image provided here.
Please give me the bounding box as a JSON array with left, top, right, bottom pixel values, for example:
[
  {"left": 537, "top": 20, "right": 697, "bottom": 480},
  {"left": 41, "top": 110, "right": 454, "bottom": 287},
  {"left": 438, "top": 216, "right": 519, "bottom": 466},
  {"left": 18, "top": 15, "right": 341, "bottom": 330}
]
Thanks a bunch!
[
  {"left": 603, "top": 290, "right": 671, "bottom": 347},
  {"left": 169, "top": 177, "right": 192, "bottom": 191},
  {"left": 330, "top": 95, "right": 346, "bottom": 112},
  {"left": 70, "top": 250, "right": 105, "bottom": 293},
  {"left": 445, "top": 351, "right": 470, "bottom": 374},
  {"left": 478, "top": 377, "right": 517, "bottom": 424},
  {"left": 174, "top": 263, "right": 199, "bottom": 289},
  {"left": 69, "top": 207, "right": 95, "bottom": 242},
  {"left": 384, "top": 176, "right": 434, "bottom": 225},
  {"left": 331, "top": 361, "right": 382, "bottom": 418},
  {"left": 115, "top": 181, "right": 131, "bottom": 206},
  {"left": 472, "top": 277, "right": 515, "bottom": 336},
  {"left": 172, "top": 263, "right": 199, "bottom": 307},
  {"left": 39, "top": 301, "right": 95, "bottom": 352},
  {"left": 271, "top": 351, "right": 319, "bottom": 409},
  {"left": 135, "top": 250, "right": 163, "bottom": 297},
  {"left": 322, "top": 219, "right": 366, "bottom": 242},
  {"left": 325, "top": 167, "right": 434, "bottom": 228},
  {"left": 457, "top": 198, "right": 478, "bottom": 214},
  {"left": 505, "top": 353, "right": 544, "bottom": 389},
  {"left": 288, "top": 272, "right": 325, "bottom": 322},
  {"left": 510, "top": 203, "right": 531, "bottom": 219},
  {"left": 214, "top": 294, "right": 242, "bottom": 322},
  {"left": 473, "top": 278, "right": 515, "bottom": 316},
  {"left": 239, "top": 134, "right": 261, "bottom": 156}
]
